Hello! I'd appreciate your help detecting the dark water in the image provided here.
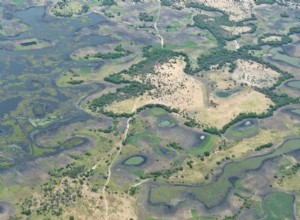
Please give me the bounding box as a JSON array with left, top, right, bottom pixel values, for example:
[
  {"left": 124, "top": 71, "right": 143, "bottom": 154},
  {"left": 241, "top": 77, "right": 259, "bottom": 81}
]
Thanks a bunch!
[{"left": 0, "top": 97, "right": 22, "bottom": 118}]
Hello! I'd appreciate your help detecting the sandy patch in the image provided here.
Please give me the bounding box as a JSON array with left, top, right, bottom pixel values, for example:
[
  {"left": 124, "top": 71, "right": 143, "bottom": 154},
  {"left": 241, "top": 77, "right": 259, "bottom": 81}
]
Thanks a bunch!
[
  {"left": 106, "top": 58, "right": 272, "bottom": 128},
  {"left": 222, "top": 25, "right": 252, "bottom": 35},
  {"left": 208, "top": 68, "right": 235, "bottom": 90},
  {"left": 189, "top": 0, "right": 255, "bottom": 21},
  {"left": 197, "top": 88, "right": 272, "bottom": 128},
  {"left": 232, "top": 59, "right": 280, "bottom": 88},
  {"left": 107, "top": 57, "right": 206, "bottom": 113},
  {"left": 106, "top": 193, "right": 137, "bottom": 220},
  {"left": 262, "top": 36, "right": 282, "bottom": 43}
]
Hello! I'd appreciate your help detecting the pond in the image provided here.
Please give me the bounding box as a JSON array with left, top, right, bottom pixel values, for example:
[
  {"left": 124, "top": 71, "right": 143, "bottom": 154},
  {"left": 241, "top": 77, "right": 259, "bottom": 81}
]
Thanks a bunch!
[
  {"left": 286, "top": 80, "right": 300, "bottom": 90},
  {"left": 123, "top": 155, "right": 147, "bottom": 166},
  {"left": 0, "top": 97, "right": 22, "bottom": 118}
]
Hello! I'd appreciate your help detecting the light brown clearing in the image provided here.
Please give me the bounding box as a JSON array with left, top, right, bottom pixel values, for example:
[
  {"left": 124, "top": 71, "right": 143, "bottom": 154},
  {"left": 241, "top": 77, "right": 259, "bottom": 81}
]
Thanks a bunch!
[
  {"left": 232, "top": 59, "right": 280, "bottom": 88},
  {"left": 106, "top": 57, "right": 273, "bottom": 129}
]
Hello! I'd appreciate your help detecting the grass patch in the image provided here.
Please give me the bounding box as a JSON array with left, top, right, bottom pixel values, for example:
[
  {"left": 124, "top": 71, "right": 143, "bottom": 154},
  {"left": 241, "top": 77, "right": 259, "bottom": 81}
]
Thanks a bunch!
[
  {"left": 124, "top": 156, "right": 145, "bottom": 166},
  {"left": 191, "top": 209, "right": 198, "bottom": 218},
  {"left": 126, "top": 130, "right": 161, "bottom": 152},
  {"left": 61, "top": 137, "right": 86, "bottom": 149},
  {"left": 189, "top": 135, "right": 216, "bottom": 155},
  {"left": 148, "top": 107, "right": 168, "bottom": 117},
  {"left": 287, "top": 80, "right": 300, "bottom": 90},
  {"left": 262, "top": 192, "right": 294, "bottom": 220},
  {"left": 11, "top": 0, "right": 25, "bottom": 5},
  {"left": 226, "top": 126, "right": 258, "bottom": 140},
  {"left": 292, "top": 109, "right": 300, "bottom": 115},
  {"left": 32, "top": 145, "right": 55, "bottom": 157},
  {"left": 183, "top": 40, "right": 198, "bottom": 49}
]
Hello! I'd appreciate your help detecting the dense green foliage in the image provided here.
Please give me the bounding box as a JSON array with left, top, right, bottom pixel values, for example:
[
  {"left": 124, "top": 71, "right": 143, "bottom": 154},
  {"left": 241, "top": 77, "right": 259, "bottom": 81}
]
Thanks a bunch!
[
  {"left": 139, "top": 12, "right": 154, "bottom": 22},
  {"left": 136, "top": 104, "right": 179, "bottom": 114},
  {"left": 84, "top": 45, "right": 132, "bottom": 60},
  {"left": 191, "top": 14, "right": 240, "bottom": 47},
  {"left": 289, "top": 26, "right": 300, "bottom": 34},
  {"left": 255, "top": 0, "right": 276, "bottom": 5},
  {"left": 67, "top": 79, "right": 84, "bottom": 85},
  {"left": 142, "top": 161, "right": 182, "bottom": 180},
  {"left": 186, "top": 2, "right": 223, "bottom": 13},
  {"left": 167, "top": 142, "right": 183, "bottom": 151},
  {"left": 258, "top": 34, "right": 292, "bottom": 46},
  {"left": 161, "top": 0, "right": 172, "bottom": 6},
  {"left": 101, "top": 0, "right": 116, "bottom": 6},
  {"left": 255, "top": 143, "right": 273, "bottom": 151}
]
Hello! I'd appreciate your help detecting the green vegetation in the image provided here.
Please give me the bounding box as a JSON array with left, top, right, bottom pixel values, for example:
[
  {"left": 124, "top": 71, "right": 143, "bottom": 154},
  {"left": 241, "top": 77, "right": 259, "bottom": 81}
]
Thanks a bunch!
[
  {"left": 90, "top": 46, "right": 191, "bottom": 116},
  {"left": 292, "top": 109, "right": 300, "bottom": 116},
  {"left": 215, "top": 88, "right": 241, "bottom": 98},
  {"left": 262, "top": 192, "right": 294, "bottom": 220},
  {"left": 0, "top": 161, "right": 15, "bottom": 168},
  {"left": 61, "top": 137, "right": 86, "bottom": 149},
  {"left": 161, "top": 0, "right": 172, "bottom": 7},
  {"left": 139, "top": 12, "right": 154, "bottom": 22},
  {"left": 289, "top": 26, "right": 300, "bottom": 34},
  {"left": 84, "top": 45, "right": 132, "bottom": 60},
  {"left": 149, "top": 139, "right": 300, "bottom": 208},
  {"left": 225, "top": 123, "right": 259, "bottom": 140},
  {"left": 258, "top": 34, "right": 292, "bottom": 46},
  {"left": 67, "top": 79, "right": 84, "bottom": 85},
  {"left": 124, "top": 156, "right": 145, "bottom": 166},
  {"left": 167, "top": 142, "right": 183, "bottom": 151},
  {"left": 186, "top": 2, "right": 223, "bottom": 13},
  {"left": 101, "top": 0, "right": 117, "bottom": 6},
  {"left": 3, "top": 2, "right": 300, "bottom": 219},
  {"left": 187, "top": 4, "right": 256, "bottom": 48},
  {"left": 255, "top": 143, "right": 273, "bottom": 151},
  {"left": 51, "top": 0, "right": 89, "bottom": 17},
  {"left": 143, "top": 160, "right": 182, "bottom": 180},
  {"left": 255, "top": 0, "right": 276, "bottom": 5},
  {"left": 12, "top": 0, "right": 25, "bottom": 4},
  {"left": 280, "top": 12, "right": 289, "bottom": 18}
]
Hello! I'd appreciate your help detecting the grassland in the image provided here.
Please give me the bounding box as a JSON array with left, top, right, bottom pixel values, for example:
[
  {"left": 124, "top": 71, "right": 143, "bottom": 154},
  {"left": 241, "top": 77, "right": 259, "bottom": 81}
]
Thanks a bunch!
[{"left": 262, "top": 192, "right": 294, "bottom": 220}]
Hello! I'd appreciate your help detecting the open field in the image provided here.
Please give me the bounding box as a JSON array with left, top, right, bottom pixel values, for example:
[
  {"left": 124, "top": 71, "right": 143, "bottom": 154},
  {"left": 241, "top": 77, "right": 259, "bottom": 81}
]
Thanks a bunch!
[
  {"left": 262, "top": 192, "right": 294, "bottom": 220},
  {"left": 232, "top": 59, "right": 280, "bottom": 88}
]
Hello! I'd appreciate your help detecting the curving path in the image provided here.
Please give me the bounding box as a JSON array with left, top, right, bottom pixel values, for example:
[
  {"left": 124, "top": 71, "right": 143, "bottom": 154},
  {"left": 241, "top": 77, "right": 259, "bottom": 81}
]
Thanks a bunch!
[
  {"left": 102, "top": 101, "right": 137, "bottom": 220},
  {"left": 154, "top": 0, "right": 165, "bottom": 48}
]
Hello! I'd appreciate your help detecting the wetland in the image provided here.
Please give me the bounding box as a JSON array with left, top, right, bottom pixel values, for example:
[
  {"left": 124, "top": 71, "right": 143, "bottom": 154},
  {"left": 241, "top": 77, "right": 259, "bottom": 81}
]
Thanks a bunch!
[{"left": 0, "top": 1, "right": 300, "bottom": 220}]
